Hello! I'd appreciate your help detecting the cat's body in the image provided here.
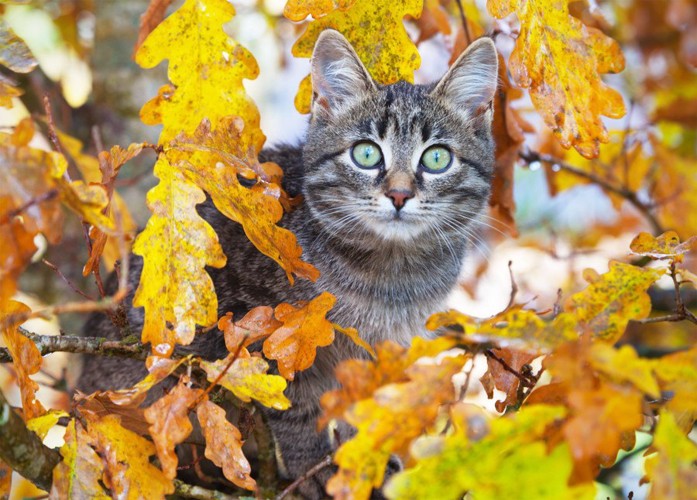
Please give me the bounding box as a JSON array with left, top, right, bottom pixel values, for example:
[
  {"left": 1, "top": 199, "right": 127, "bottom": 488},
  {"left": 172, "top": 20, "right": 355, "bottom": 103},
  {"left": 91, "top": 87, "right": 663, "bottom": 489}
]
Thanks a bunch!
[{"left": 77, "top": 31, "right": 498, "bottom": 497}]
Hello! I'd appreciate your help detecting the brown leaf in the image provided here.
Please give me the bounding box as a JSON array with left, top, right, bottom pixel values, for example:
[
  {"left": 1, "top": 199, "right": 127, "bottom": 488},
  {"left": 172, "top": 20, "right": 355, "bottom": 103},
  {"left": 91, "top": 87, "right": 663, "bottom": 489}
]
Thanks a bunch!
[
  {"left": 196, "top": 400, "right": 256, "bottom": 491},
  {"left": 144, "top": 378, "right": 204, "bottom": 479},
  {"left": 486, "top": 348, "right": 537, "bottom": 412}
]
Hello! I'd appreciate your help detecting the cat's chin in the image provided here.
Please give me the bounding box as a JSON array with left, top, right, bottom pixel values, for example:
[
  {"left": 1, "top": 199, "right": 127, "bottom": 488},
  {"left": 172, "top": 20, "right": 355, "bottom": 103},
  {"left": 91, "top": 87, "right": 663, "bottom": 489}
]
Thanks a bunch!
[{"left": 369, "top": 217, "right": 428, "bottom": 242}]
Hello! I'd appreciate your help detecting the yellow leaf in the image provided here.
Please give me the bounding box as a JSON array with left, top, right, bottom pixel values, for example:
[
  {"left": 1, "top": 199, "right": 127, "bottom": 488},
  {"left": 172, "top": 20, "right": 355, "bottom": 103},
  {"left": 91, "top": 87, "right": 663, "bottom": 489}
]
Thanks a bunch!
[
  {"left": 645, "top": 411, "right": 697, "bottom": 500},
  {"left": 328, "top": 355, "right": 467, "bottom": 499},
  {"left": 385, "top": 405, "right": 593, "bottom": 500},
  {"left": 589, "top": 343, "right": 660, "bottom": 398},
  {"left": 263, "top": 292, "right": 337, "bottom": 380},
  {"left": 85, "top": 413, "right": 174, "bottom": 499},
  {"left": 196, "top": 400, "right": 256, "bottom": 491},
  {"left": 132, "top": 155, "right": 226, "bottom": 355},
  {"left": 289, "top": 0, "right": 423, "bottom": 113},
  {"left": 487, "top": 0, "right": 625, "bottom": 158},
  {"left": 200, "top": 354, "right": 291, "bottom": 410},
  {"left": 103, "top": 356, "right": 189, "bottom": 406},
  {"left": 630, "top": 231, "right": 697, "bottom": 260},
  {"left": 653, "top": 347, "right": 697, "bottom": 433},
  {"left": 284, "top": 0, "right": 357, "bottom": 22},
  {"left": 143, "top": 378, "right": 204, "bottom": 479},
  {"left": 427, "top": 307, "right": 577, "bottom": 352},
  {"left": 51, "top": 420, "right": 111, "bottom": 500},
  {"left": 27, "top": 409, "right": 69, "bottom": 440},
  {"left": 135, "top": 0, "right": 259, "bottom": 143},
  {"left": 172, "top": 116, "right": 318, "bottom": 283},
  {"left": 565, "top": 261, "right": 664, "bottom": 344},
  {"left": 1, "top": 300, "right": 45, "bottom": 420}
]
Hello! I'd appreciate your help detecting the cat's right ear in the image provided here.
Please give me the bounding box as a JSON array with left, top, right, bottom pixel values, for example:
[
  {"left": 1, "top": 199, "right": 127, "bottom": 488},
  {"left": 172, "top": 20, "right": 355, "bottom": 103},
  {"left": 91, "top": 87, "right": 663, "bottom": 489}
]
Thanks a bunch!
[{"left": 310, "top": 30, "right": 376, "bottom": 118}]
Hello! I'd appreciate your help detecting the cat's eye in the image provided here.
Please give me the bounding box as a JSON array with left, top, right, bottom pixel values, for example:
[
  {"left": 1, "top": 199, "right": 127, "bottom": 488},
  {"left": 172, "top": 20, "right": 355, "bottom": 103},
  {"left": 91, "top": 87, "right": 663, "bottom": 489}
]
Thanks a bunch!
[
  {"left": 420, "top": 146, "right": 452, "bottom": 173},
  {"left": 351, "top": 141, "right": 383, "bottom": 169}
]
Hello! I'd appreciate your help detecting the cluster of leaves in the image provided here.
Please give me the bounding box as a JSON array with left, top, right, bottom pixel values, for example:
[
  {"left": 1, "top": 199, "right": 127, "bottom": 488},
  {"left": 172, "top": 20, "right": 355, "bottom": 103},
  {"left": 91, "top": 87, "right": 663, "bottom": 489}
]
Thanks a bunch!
[{"left": 1, "top": 0, "right": 697, "bottom": 499}]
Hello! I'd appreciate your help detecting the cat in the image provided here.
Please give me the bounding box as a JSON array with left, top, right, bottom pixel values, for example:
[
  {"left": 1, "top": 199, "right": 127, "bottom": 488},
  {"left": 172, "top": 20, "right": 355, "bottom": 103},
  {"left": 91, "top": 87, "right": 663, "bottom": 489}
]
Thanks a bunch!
[{"left": 77, "top": 30, "right": 498, "bottom": 498}]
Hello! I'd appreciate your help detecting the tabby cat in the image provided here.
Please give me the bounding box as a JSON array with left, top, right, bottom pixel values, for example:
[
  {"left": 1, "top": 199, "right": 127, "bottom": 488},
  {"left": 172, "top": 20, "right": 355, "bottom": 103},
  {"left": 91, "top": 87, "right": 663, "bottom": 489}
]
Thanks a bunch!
[{"left": 77, "top": 30, "right": 498, "bottom": 497}]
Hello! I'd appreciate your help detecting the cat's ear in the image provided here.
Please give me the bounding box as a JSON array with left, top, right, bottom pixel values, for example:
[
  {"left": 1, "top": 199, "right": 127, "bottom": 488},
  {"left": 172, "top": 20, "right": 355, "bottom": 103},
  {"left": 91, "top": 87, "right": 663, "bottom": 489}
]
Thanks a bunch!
[
  {"left": 310, "top": 30, "right": 376, "bottom": 117},
  {"left": 431, "top": 37, "right": 498, "bottom": 116}
]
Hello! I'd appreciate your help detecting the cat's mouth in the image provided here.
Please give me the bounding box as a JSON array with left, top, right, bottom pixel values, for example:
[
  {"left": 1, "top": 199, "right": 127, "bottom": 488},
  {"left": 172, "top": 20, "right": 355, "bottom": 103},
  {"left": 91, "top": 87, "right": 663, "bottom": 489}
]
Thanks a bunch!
[{"left": 368, "top": 211, "right": 428, "bottom": 241}]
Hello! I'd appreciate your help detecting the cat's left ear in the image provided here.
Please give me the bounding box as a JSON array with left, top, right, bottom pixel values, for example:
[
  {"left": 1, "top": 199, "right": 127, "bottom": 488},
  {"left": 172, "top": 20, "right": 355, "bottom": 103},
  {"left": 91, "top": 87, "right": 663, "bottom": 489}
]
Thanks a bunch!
[
  {"left": 310, "top": 30, "right": 376, "bottom": 118},
  {"left": 431, "top": 37, "right": 498, "bottom": 117}
]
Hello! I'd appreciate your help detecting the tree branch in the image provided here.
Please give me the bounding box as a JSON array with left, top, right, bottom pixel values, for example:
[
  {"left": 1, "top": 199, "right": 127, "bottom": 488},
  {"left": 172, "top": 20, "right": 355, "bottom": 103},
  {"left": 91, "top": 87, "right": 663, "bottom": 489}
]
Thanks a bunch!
[
  {"left": 173, "top": 479, "right": 241, "bottom": 500},
  {"left": 0, "top": 327, "right": 150, "bottom": 363},
  {"left": 0, "top": 388, "right": 61, "bottom": 491},
  {"left": 519, "top": 149, "right": 665, "bottom": 235}
]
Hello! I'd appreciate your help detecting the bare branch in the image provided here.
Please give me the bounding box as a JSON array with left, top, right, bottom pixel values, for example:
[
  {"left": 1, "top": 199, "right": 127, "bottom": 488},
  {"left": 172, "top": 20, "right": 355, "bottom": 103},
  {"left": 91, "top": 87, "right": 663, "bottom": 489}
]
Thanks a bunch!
[
  {"left": 173, "top": 478, "right": 241, "bottom": 500},
  {"left": 0, "top": 388, "right": 61, "bottom": 491},
  {"left": 0, "top": 328, "right": 150, "bottom": 363},
  {"left": 519, "top": 149, "right": 665, "bottom": 234}
]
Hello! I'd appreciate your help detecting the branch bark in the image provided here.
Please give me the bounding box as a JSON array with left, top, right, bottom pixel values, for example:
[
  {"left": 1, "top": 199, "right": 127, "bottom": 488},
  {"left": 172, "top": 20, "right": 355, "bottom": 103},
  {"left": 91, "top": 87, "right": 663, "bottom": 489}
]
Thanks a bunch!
[
  {"left": 0, "top": 327, "right": 150, "bottom": 363},
  {"left": 0, "top": 388, "right": 61, "bottom": 491}
]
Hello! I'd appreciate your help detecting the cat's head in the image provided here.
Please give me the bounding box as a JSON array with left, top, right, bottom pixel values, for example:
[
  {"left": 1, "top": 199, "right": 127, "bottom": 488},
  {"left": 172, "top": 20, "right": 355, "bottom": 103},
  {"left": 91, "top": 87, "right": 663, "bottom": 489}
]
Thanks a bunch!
[{"left": 302, "top": 30, "right": 498, "bottom": 247}]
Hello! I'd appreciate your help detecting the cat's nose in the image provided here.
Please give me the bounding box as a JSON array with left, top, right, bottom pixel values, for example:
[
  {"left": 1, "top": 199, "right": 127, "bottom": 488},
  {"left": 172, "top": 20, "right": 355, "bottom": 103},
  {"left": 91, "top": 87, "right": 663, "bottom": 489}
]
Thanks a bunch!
[{"left": 385, "top": 189, "right": 414, "bottom": 210}]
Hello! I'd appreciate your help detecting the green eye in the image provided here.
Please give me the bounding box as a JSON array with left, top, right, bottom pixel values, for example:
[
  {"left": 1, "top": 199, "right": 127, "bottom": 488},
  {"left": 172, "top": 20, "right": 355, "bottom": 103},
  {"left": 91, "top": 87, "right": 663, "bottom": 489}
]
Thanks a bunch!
[
  {"left": 351, "top": 141, "right": 383, "bottom": 169},
  {"left": 420, "top": 146, "right": 452, "bottom": 173}
]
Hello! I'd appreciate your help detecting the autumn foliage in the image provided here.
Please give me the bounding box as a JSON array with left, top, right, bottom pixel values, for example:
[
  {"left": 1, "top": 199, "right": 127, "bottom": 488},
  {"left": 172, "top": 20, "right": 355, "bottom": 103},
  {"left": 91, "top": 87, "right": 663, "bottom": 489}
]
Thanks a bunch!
[{"left": 1, "top": 0, "right": 697, "bottom": 499}]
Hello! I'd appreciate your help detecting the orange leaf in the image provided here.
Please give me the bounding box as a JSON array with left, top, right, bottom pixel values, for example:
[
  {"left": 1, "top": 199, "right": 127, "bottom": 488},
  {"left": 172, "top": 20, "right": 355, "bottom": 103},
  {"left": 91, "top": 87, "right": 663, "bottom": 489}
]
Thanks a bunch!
[
  {"left": 1, "top": 300, "right": 45, "bottom": 420},
  {"left": 219, "top": 308, "right": 281, "bottom": 352},
  {"left": 196, "top": 400, "right": 256, "bottom": 491},
  {"left": 263, "top": 292, "right": 337, "bottom": 380},
  {"left": 143, "top": 378, "right": 204, "bottom": 479}
]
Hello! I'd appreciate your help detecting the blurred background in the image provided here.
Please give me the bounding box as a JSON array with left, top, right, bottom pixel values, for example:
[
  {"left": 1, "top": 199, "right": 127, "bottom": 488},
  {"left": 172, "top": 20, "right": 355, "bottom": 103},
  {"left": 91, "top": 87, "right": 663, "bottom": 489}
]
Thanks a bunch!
[{"left": 1, "top": 0, "right": 696, "bottom": 498}]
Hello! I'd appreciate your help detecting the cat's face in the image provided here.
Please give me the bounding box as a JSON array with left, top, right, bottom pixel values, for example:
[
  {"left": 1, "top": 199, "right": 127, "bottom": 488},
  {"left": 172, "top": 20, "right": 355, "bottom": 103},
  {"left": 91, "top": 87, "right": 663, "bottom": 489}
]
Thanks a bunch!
[{"left": 303, "top": 31, "right": 498, "bottom": 247}]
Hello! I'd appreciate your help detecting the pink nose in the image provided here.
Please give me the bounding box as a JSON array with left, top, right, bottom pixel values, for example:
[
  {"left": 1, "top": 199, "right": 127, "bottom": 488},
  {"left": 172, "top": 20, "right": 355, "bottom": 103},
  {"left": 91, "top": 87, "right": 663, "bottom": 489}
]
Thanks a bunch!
[{"left": 385, "top": 189, "right": 414, "bottom": 210}]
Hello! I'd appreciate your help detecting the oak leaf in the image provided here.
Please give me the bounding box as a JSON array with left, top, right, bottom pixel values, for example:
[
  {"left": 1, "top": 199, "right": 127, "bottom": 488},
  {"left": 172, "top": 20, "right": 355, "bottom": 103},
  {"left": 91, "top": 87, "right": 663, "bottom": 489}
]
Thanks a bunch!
[
  {"left": 1, "top": 300, "right": 45, "bottom": 419},
  {"left": 630, "top": 231, "right": 697, "bottom": 261},
  {"left": 0, "top": 20, "right": 37, "bottom": 74},
  {"left": 565, "top": 261, "right": 665, "bottom": 343},
  {"left": 50, "top": 419, "right": 111, "bottom": 500},
  {"left": 196, "top": 400, "right": 256, "bottom": 490},
  {"left": 85, "top": 413, "right": 174, "bottom": 499},
  {"left": 289, "top": 0, "right": 423, "bottom": 113},
  {"left": 143, "top": 377, "right": 204, "bottom": 479},
  {"left": 284, "top": 0, "right": 357, "bottom": 21},
  {"left": 172, "top": 116, "right": 318, "bottom": 283},
  {"left": 135, "top": 0, "right": 259, "bottom": 143},
  {"left": 263, "top": 291, "right": 337, "bottom": 380},
  {"left": 653, "top": 347, "right": 697, "bottom": 433},
  {"left": 589, "top": 343, "right": 660, "bottom": 398},
  {"left": 487, "top": 0, "right": 626, "bottom": 158},
  {"left": 132, "top": 155, "right": 226, "bottom": 355},
  {"left": 485, "top": 347, "right": 537, "bottom": 412},
  {"left": 200, "top": 354, "right": 291, "bottom": 410}
]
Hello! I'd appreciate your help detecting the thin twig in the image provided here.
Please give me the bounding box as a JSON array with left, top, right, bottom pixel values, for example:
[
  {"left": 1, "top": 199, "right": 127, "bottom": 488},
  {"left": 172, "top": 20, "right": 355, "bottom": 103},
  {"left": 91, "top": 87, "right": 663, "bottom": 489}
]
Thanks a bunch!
[
  {"left": 42, "top": 259, "right": 95, "bottom": 301},
  {"left": 520, "top": 149, "right": 665, "bottom": 234},
  {"left": 503, "top": 260, "right": 518, "bottom": 312},
  {"left": 275, "top": 455, "right": 333, "bottom": 500},
  {"left": 454, "top": 0, "right": 471, "bottom": 46},
  {"left": 0, "top": 189, "right": 59, "bottom": 225}
]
